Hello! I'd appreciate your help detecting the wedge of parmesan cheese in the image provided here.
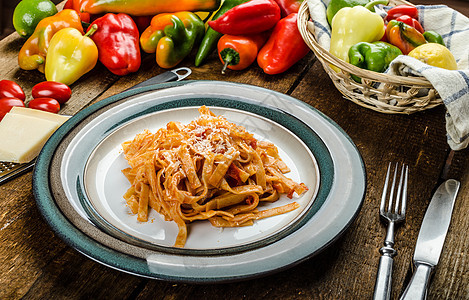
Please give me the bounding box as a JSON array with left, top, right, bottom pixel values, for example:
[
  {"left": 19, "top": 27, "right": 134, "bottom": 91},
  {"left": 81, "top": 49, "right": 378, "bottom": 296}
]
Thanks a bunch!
[
  {"left": 0, "top": 109, "right": 69, "bottom": 163},
  {"left": 9, "top": 106, "right": 70, "bottom": 123}
]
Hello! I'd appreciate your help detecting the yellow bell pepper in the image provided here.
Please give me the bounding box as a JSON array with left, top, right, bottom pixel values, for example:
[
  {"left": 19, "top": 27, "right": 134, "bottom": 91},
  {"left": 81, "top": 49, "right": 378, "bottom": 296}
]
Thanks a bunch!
[
  {"left": 45, "top": 25, "right": 99, "bottom": 86},
  {"left": 18, "top": 9, "right": 84, "bottom": 73},
  {"left": 329, "top": 6, "right": 385, "bottom": 71}
]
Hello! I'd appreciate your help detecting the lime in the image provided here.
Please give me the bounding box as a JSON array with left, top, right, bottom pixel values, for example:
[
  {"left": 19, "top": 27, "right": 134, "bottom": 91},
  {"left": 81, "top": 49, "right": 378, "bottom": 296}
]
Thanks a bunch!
[
  {"left": 13, "top": 0, "right": 58, "bottom": 38},
  {"left": 408, "top": 43, "right": 458, "bottom": 70}
]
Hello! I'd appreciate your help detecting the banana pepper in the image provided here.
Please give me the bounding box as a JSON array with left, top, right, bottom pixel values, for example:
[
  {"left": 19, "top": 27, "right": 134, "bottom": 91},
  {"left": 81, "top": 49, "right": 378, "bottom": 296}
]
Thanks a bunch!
[
  {"left": 348, "top": 41, "right": 402, "bottom": 82},
  {"left": 80, "top": 0, "right": 221, "bottom": 16},
  {"left": 140, "top": 12, "right": 204, "bottom": 69},
  {"left": 45, "top": 25, "right": 99, "bottom": 85},
  {"left": 18, "top": 9, "right": 84, "bottom": 73},
  {"left": 329, "top": 6, "right": 385, "bottom": 71}
]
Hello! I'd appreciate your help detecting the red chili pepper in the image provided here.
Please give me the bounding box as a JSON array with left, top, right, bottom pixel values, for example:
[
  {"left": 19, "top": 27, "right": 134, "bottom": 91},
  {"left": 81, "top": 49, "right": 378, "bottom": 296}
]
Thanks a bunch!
[
  {"left": 32, "top": 81, "right": 72, "bottom": 104},
  {"left": 64, "top": 0, "right": 92, "bottom": 23},
  {"left": 395, "top": 15, "right": 424, "bottom": 33},
  {"left": 385, "top": 4, "right": 419, "bottom": 22},
  {"left": 208, "top": 0, "right": 281, "bottom": 35},
  {"left": 0, "top": 80, "right": 25, "bottom": 101},
  {"left": 88, "top": 13, "right": 141, "bottom": 76},
  {"left": 257, "top": 13, "right": 310, "bottom": 75},
  {"left": 217, "top": 33, "right": 269, "bottom": 74},
  {"left": 0, "top": 98, "right": 26, "bottom": 121},
  {"left": 273, "top": 0, "right": 303, "bottom": 17},
  {"left": 28, "top": 97, "right": 60, "bottom": 114}
]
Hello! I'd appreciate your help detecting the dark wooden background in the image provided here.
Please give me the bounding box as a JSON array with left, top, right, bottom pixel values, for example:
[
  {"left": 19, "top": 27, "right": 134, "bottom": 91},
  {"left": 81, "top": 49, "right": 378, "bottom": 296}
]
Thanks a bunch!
[{"left": 1, "top": 0, "right": 468, "bottom": 299}]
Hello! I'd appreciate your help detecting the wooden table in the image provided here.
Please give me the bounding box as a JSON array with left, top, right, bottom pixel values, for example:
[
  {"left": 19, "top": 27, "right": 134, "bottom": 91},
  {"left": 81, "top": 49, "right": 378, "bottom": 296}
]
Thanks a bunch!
[{"left": 1, "top": 1, "right": 468, "bottom": 298}]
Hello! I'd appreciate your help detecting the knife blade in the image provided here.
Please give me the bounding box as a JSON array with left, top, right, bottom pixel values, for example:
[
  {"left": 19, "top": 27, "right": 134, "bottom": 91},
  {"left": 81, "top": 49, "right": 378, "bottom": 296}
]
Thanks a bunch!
[{"left": 400, "top": 179, "right": 460, "bottom": 300}]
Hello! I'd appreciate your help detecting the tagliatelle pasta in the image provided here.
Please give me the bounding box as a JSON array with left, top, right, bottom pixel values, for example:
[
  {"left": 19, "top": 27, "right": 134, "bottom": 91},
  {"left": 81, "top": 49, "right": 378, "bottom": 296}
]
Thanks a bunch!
[{"left": 121, "top": 106, "right": 308, "bottom": 247}]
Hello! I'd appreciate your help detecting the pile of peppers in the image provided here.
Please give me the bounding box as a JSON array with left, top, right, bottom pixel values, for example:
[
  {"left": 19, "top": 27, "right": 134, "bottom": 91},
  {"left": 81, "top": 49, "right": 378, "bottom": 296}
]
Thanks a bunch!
[
  {"left": 327, "top": 0, "right": 450, "bottom": 80},
  {"left": 207, "top": 0, "right": 310, "bottom": 74},
  {"left": 16, "top": 0, "right": 309, "bottom": 86}
]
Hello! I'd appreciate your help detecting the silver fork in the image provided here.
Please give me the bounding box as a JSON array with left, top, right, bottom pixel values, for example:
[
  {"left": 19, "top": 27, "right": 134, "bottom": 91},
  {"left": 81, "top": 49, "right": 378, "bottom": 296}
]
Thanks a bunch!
[{"left": 373, "top": 162, "right": 409, "bottom": 300}]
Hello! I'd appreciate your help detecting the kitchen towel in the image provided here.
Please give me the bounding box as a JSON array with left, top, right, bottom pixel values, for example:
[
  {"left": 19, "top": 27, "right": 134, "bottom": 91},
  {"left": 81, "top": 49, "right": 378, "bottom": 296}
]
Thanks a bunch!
[{"left": 306, "top": 0, "right": 469, "bottom": 150}]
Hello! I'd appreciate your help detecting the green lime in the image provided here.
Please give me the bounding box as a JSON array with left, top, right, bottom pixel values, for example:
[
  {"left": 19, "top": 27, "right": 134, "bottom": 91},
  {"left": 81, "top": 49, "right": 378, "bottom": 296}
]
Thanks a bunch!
[{"left": 13, "top": 0, "right": 58, "bottom": 38}]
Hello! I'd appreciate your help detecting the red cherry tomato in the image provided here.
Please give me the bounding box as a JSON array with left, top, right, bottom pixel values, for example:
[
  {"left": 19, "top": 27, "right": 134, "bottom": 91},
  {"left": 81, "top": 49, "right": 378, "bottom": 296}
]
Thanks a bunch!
[
  {"left": 0, "top": 80, "right": 26, "bottom": 101},
  {"left": 32, "top": 81, "right": 72, "bottom": 104},
  {"left": 0, "top": 98, "right": 26, "bottom": 121},
  {"left": 28, "top": 98, "right": 60, "bottom": 114}
]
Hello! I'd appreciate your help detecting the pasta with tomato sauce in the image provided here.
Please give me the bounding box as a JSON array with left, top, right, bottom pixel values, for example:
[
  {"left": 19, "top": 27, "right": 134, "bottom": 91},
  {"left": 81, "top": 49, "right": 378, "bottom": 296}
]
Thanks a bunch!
[{"left": 121, "top": 106, "right": 308, "bottom": 247}]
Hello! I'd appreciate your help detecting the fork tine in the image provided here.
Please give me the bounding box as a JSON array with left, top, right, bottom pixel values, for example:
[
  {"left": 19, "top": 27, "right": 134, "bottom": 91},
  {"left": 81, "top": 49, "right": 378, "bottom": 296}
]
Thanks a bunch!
[
  {"left": 401, "top": 165, "right": 408, "bottom": 216},
  {"left": 380, "top": 162, "right": 392, "bottom": 213},
  {"left": 388, "top": 162, "right": 399, "bottom": 212},
  {"left": 394, "top": 164, "right": 405, "bottom": 214}
]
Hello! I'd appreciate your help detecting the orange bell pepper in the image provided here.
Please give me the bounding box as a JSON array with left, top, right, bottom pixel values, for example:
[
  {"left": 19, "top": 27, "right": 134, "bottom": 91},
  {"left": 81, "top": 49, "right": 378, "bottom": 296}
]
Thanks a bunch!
[
  {"left": 18, "top": 9, "right": 84, "bottom": 73},
  {"left": 80, "top": 0, "right": 221, "bottom": 16}
]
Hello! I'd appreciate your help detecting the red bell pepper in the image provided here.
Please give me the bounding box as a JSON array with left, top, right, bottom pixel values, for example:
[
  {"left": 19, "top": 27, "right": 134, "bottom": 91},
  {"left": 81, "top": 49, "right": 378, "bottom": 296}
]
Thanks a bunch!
[
  {"left": 257, "top": 13, "right": 310, "bottom": 75},
  {"left": 64, "top": 0, "right": 92, "bottom": 23},
  {"left": 273, "top": 0, "right": 303, "bottom": 17},
  {"left": 385, "top": 4, "right": 419, "bottom": 22},
  {"left": 208, "top": 0, "right": 281, "bottom": 35},
  {"left": 88, "top": 13, "right": 141, "bottom": 76},
  {"left": 395, "top": 15, "right": 424, "bottom": 33}
]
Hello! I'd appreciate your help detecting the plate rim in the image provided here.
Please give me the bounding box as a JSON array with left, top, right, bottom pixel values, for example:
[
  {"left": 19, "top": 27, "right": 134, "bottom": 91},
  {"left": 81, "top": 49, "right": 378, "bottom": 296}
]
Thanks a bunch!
[{"left": 33, "top": 80, "right": 366, "bottom": 283}]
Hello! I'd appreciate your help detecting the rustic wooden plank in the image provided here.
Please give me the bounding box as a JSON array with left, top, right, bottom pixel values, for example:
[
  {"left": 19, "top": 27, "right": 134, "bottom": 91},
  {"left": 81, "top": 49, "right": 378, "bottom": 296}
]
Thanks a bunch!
[{"left": 287, "top": 61, "right": 451, "bottom": 299}]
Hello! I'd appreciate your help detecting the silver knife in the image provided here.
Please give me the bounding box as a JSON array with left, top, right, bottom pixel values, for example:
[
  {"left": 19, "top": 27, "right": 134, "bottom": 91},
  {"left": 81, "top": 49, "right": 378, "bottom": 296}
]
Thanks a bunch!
[{"left": 400, "top": 179, "right": 460, "bottom": 300}]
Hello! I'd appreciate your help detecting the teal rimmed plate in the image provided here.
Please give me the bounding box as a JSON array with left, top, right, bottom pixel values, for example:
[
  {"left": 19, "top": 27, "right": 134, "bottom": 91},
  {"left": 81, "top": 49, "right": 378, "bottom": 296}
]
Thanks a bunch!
[{"left": 33, "top": 81, "right": 366, "bottom": 283}]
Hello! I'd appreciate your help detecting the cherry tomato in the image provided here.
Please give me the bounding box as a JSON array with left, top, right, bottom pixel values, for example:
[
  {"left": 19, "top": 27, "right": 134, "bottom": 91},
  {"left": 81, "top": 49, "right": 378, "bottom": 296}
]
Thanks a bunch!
[
  {"left": 0, "top": 98, "right": 26, "bottom": 121},
  {"left": 0, "top": 80, "right": 25, "bottom": 101},
  {"left": 28, "top": 98, "right": 60, "bottom": 114},
  {"left": 32, "top": 81, "right": 72, "bottom": 104}
]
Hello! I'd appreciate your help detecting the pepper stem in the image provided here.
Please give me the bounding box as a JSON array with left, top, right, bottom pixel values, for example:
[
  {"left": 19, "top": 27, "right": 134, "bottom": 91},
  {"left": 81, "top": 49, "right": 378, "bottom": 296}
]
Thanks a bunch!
[
  {"left": 219, "top": 48, "right": 240, "bottom": 75},
  {"left": 85, "top": 24, "right": 98, "bottom": 37},
  {"left": 364, "top": 0, "right": 389, "bottom": 11}
]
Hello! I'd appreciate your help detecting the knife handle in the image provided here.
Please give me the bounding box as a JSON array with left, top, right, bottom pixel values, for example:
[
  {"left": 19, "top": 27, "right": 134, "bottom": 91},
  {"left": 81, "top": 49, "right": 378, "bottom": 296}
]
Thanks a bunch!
[
  {"left": 373, "top": 247, "right": 396, "bottom": 300},
  {"left": 399, "top": 263, "right": 433, "bottom": 300}
]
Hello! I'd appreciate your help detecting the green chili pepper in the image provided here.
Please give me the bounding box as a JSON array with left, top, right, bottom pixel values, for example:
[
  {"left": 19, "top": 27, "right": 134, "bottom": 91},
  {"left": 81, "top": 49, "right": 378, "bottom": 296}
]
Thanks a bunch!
[
  {"left": 423, "top": 31, "right": 445, "bottom": 46},
  {"left": 194, "top": 0, "right": 250, "bottom": 67},
  {"left": 348, "top": 41, "right": 402, "bottom": 82}
]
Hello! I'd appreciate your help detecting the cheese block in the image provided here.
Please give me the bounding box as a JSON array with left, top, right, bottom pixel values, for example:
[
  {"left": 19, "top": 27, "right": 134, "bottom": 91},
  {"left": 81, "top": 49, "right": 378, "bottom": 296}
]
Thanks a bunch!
[
  {"left": 10, "top": 106, "right": 70, "bottom": 123},
  {"left": 0, "top": 113, "right": 61, "bottom": 163}
]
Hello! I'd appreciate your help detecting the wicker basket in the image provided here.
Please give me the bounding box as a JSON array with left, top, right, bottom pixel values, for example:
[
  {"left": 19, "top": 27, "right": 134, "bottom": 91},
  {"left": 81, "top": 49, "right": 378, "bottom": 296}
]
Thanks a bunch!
[{"left": 297, "top": 0, "right": 442, "bottom": 114}]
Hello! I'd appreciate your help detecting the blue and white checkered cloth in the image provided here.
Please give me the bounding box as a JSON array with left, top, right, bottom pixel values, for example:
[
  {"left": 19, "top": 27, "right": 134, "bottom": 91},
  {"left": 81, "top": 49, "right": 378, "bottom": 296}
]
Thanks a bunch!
[{"left": 307, "top": 0, "right": 469, "bottom": 150}]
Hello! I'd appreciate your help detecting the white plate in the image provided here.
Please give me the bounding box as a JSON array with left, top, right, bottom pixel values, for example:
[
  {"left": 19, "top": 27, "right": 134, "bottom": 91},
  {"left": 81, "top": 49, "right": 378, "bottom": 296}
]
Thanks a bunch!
[
  {"left": 83, "top": 106, "right": 320, "bottom": 250},
  {"left": 33, "top": 81, "right": 365, "bottom": 282}
]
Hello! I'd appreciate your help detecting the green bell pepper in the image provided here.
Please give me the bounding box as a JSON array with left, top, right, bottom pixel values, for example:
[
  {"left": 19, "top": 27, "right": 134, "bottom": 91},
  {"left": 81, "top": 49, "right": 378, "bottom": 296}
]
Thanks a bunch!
[
  {"left": 326, "top": 0, "right": 388, "bottom": 25},
  {"left": 140, "top": 12, "right": 205, "bottom": 69},
  {"left": 348, "top": 41, "right": 402, "bottom": 82},
  {"left": 329, "top": 5, "right": 385, "bottom": 72}
]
